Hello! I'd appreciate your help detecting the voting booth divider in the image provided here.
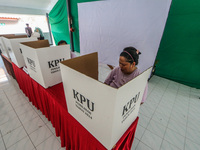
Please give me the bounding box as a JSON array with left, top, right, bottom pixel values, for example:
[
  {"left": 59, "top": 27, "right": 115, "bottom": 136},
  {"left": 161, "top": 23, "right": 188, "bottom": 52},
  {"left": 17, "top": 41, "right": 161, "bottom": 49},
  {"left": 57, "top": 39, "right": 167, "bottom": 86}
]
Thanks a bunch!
[
  {"left": 20, "top": 40, "right": 71, "bottom": 88},
  {"left": 0, "top": 37, "right": 10, "bottom": 59},
  {"left": 2, "top": 35, "right": 37, "bottom": 68},
  {"left": 60, "top": 52, "right": 152, "bottom": 150},
  {"left": 0, "top": 34, "right": 15, "bottom": 59}
]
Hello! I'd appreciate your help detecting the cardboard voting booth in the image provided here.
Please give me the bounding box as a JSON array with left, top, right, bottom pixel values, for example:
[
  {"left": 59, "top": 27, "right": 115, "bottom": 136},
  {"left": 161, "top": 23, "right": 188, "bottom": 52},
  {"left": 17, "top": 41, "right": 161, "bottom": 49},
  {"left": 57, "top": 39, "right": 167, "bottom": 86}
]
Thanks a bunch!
[
  {"left": 20, "top": 40, "right": 71, "bottom": 88},
  {"left": 2, "top": 36, "right": 37, "bottom": 68},
  {"left": 60, "top": 52, "right": 152, "bottom": 150},
  {"left": 0, "top": 37, "right": 10, "bottom": 58},
  {"left": 0, "top": 34, "right": 15, "bottom": 58}
]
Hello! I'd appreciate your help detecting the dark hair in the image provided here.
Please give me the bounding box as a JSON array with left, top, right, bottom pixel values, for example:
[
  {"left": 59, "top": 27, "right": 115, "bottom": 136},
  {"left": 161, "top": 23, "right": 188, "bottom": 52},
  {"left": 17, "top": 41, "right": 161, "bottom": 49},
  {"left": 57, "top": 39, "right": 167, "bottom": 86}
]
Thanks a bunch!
[
  {"left": 58, "top": 40, "right": 67, "bottom": 45},
  {"left": 120, "top": 47, "right": 140, "bottom": 65}
]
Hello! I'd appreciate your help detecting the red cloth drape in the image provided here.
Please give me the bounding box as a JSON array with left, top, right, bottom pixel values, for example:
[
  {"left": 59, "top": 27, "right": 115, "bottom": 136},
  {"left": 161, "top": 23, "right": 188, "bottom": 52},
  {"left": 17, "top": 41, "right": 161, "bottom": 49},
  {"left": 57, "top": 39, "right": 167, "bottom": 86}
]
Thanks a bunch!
[{"left": 12, "top": 63, "right": 138, "bottom": 150}]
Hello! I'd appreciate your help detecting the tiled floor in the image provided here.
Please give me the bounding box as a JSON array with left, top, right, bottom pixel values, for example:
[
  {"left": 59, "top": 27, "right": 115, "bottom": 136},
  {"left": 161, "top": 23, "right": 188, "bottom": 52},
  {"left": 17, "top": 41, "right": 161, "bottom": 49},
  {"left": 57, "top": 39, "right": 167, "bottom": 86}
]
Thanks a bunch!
[
  {"left": 0, "top": 57, "right": 65, "bottom": 150},
  {"left": 0, "top": 55, "right": 200, "bottom": 150}
]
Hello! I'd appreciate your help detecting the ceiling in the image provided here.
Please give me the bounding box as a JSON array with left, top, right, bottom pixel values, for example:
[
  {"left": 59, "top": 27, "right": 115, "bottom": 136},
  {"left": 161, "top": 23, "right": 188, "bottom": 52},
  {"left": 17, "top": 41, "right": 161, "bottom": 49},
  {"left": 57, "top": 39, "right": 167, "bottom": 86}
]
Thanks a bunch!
[{"left": 0, "top": 0, "right": 58, "bottom": 13}]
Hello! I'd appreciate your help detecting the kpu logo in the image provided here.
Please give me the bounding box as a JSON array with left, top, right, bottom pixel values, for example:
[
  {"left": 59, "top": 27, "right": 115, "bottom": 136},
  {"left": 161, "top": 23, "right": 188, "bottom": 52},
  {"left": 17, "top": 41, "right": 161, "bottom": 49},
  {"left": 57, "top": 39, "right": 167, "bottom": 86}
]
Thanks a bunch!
[
  {"left": 48, "top": 58, "right": 64, "bottom": 68},
  {"left": 122, "top": 92, "right": 140, "bottom": 116},
  {"left": 27, "top": 58, "right": 35, "bottom": 67},
  {"left": 73, "top": 89, "right": 94, "bottom": 112}
]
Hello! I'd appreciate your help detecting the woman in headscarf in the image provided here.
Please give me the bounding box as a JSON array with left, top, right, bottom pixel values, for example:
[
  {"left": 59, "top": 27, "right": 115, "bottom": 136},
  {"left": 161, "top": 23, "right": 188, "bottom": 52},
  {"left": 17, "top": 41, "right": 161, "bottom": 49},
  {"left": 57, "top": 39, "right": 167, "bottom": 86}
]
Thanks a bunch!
[{"left": 104, "top": 46, "right": 148, "bottom": 104}]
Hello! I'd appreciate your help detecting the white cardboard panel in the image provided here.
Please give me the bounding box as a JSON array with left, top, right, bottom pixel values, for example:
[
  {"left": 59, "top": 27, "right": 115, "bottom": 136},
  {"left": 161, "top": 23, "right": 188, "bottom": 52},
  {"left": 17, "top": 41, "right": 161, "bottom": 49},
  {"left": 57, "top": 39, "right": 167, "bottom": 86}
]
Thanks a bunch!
[
  {"left": 2, "top": 37, "right": 37, "bottom": 68},
  {"left": 0, "top": 37, "right": 10, "bottom": 58},
  {"left": 78, "top": 0, "right": 172, "bottom": 72},
  {"left": 60, "top": 53, "right": 152, "bottom": 149},
  {"left": 20, "top": 43, "right": 71, "bottom": 88}
]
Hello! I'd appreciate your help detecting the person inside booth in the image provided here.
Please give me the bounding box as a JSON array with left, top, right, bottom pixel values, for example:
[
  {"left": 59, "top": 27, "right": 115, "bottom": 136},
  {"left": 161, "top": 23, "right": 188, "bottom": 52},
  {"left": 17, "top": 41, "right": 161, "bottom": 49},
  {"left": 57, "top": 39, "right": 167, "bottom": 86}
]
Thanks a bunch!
[
  {"left": 104, "top": 46, "right": 148, "bottom": 104},
  {"left": 31, "top": 27, "right": 44, "bottom": 40},
  {"left": 57, "top": 40, "right": 76, "bottom": 59}
]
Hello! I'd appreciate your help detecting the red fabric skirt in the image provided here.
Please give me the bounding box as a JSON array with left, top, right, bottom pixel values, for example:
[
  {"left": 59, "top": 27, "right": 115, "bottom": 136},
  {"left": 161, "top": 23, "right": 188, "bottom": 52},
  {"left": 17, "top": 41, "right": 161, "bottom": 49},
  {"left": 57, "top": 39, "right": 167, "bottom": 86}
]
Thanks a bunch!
[{"left": 12, "top": 63, "right": 138, "bottom": 150}]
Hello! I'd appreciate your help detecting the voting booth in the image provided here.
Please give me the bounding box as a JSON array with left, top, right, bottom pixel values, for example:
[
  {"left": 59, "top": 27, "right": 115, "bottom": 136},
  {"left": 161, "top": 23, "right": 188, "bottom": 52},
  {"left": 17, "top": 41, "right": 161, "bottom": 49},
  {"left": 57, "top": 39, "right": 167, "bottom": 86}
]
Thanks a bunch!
[
  {"left": 20, "top": 40, "right": 71, "bottom": 88},
  {"left": 0, "top": 34, "right": 15, "bottom": 59},
  {"left": 0, "top": 37, "right": 10, "bottom": 58},
  {"left": 60, "top": 52, "right": 152, "bottom": 150},
  {"left": 2, "top": 36, "right": 37, "bottom": 68}
]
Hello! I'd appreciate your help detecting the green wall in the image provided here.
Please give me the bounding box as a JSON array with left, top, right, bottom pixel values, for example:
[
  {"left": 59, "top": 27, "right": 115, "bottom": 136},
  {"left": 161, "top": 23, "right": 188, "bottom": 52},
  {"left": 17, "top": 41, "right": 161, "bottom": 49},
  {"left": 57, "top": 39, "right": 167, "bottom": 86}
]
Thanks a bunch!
[{"left": 155, "top": 0, "right": 200, "bottom": 88}]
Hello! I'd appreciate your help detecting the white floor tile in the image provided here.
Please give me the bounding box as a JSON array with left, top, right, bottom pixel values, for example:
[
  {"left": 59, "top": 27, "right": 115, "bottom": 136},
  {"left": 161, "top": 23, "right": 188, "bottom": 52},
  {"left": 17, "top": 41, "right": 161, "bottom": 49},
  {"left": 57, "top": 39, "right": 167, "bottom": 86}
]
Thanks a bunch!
[
  {"left": 14, "top": 103, "right": 34, "bottom": 116},
  {"left": 0, "top": 117, "right": 22, "bottom": 136},
  {"left": 189, "top": 103, "right": 200, "bottom": 115},
  {"left": 23, "top": 116, "right": 45, "bottom": 134},
  {"left": 136, "top": 141, "right": 152, "bottom": 150},
  {"left": 143, "top": 101, "right": 158, "bottom": 112},
  {"left": 0, "top": 137, "right": 6, "bottom": 150},
  {"left": 164, "top": 128, "right": 185, "bottom": 150},
  {"left": 8, "top": 93, "right": 28, "bottom": 108},
  {"left": 152, "top": 111, "right": 170, "bottom": 127},
  {"left": 154, "top": 104, "right": 172, "bottom": 118},
  {"left": 7, "top": 136, "right": 35, "bottom": 150},
  {"left": 147, "top": 119, "right": 166, "bottom": 138},
  {"left": 170, "top": 111, "right": 187, "bottom": 126},
  {"left": 46, "top": 122, "right": 56, "bottom": 135},
  {"left": 188, "top": 109, "right": 200, "bottom": 122},
  {"left": 4, "top": 87, "right": 21, "bottom": 97},
  {"left": 0, "top": 102, "right": 13, "bottom": 114},
  {"left": 39, "top": 114, "right": 51, "bottom": 124},
  {"left": 3, "top": 126, "right": 27, "bottom": 148},
  {"left": 0, "top": 110, "right": 17, "bottom": 126},
  {"left": 0, "top": 94, "right": 9, "bottom": 105},
  {"left": 160, "top": 140, "right": 181, "bottom": 150},
  {"left": 160, "top": 95, "right": 176, "bottom": 105},
  {"left": 18, "top": 109, "right": 38, "bottom": 124},
  {"left": 171, "top": 105, "right": 188, "bottom": 119},
  {"left": 138, "top": 114, "right": 151, "bottom": 128},
  {"left": 139, "top": 105, "right": 155, "bottom": 118},
  {"left": 36, "top": 135, "right": 61, "bottom": 150},
  {"left": 29, "top": 125, "right": 52, "bottom": 147},
  {"left": 185, "top": 138, "right": 200, "bottom": 150},
  {"left": 189, "top": 97, "right": 200, "bottom": 107},
  {"left": 167, "top": 119, "right": 187, "bottom": 137},
  {"left": 186, "top": 127, "right": 200, "bottom": 145},
  {"left": 131, "top": 138, "right": 139, "bottom": 150},
  {"left": 187, "top": 118, "right": 200, "bottom": 132},
  {"left": 141, "top": 130, "right": 162, "bottom": 150},
  {"left": 135, "top": 125, "right": 145, "bottom": 140}
]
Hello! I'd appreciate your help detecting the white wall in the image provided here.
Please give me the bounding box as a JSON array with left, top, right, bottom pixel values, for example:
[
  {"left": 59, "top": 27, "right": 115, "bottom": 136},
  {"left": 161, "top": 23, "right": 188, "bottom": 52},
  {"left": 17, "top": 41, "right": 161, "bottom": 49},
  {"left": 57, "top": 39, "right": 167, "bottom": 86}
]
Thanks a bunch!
[
  {"left": 79, "top": 0, "right": 172, "bottom": 72},
  {"left": 0, "top": 13, "right": 49, "bottom": 35}
]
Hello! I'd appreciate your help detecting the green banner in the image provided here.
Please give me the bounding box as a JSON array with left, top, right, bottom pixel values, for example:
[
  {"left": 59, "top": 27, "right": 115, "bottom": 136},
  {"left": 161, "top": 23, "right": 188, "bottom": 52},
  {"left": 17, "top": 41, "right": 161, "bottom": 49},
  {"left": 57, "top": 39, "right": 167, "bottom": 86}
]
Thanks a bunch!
[
  {"left": 155, "top": 0, "right": 200, "bottom": 89},
  {"left": 49, "top": 0, "right": 70, "bottom": 45},
  {"left": 49, "top": 0, "right": 99, "bottom": 52}
]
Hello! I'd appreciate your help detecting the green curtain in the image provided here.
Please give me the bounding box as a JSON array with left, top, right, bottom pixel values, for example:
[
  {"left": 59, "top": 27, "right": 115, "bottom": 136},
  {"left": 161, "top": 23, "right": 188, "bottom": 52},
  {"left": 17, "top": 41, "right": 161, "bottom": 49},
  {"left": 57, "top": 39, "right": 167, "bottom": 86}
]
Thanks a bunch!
[
  {"left": 155, "top": 0, "right": 200, "bottom": 89},
  {"left": 49, "top": 0, "right": 70, "bottom": 45},
  {"left": 49, "top": 0, "right": 99, "bottom": 51}
]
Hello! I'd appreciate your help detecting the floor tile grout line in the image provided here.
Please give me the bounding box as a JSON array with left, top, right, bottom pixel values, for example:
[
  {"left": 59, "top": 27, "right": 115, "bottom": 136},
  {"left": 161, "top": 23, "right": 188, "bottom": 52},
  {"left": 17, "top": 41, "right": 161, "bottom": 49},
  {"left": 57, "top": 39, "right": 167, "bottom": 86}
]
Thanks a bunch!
[
  {"left": 159, "top": 83, "right": 185, "bottom": 150},
  {"left": 183, "top": 88, "right": 200, "bottom": 148},
  {"left": 140, "top": 79, "right": 180, "bottom": 149},
  {"left": 135, "top": 76, "right": 163, "bottom": 150},
  {"left": 3, "top": 90, "right": 37, "bottom": 150},
  {"left": 138, "top": 140, "right": 153, "bottom": 150},
  {"left": 183, "top": 87, "right": 192, "bottom": 150},
  {"left": 17, "top": 88, "right": 63, "bottom": 146},
  {"left": 0, "top": 130, "right": 7, "bottom": 150},
  {"left": 147, "top": 79, "right": 173, "bottom": 150}
]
